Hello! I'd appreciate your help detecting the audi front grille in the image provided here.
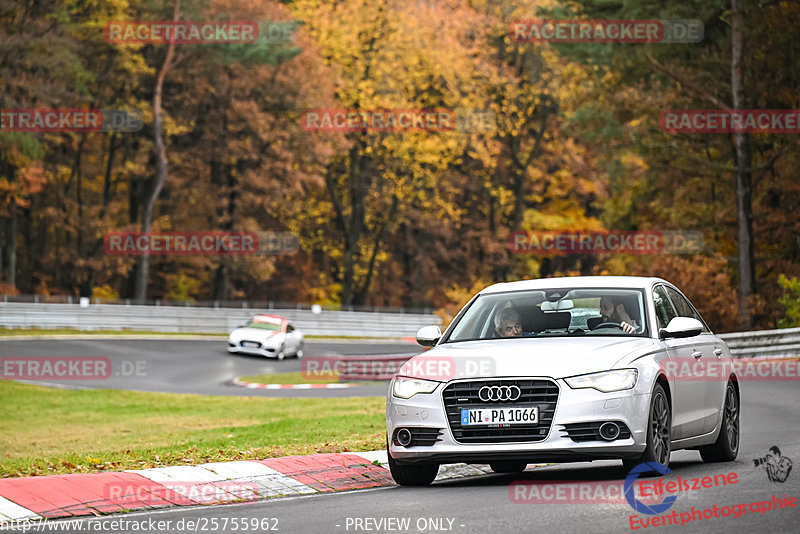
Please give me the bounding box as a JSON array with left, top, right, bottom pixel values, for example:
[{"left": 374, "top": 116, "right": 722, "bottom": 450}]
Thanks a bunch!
[{"left": 442, "top": 379, "right": 559, "bottom": 444}]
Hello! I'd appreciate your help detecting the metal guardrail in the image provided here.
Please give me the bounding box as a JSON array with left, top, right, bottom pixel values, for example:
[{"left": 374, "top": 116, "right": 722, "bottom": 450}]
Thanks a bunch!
[
  {"left": 0, "top": 294, "right": 433, "bottom": 315},
  {"left": 719, "top": 326, "right": 800, "bottom": 359},
  {"left": 0, "top": 300, "right": 796, "bottom": 356},
  {"left": 0, "top": 302, "right": 441, "bottom": 338}
]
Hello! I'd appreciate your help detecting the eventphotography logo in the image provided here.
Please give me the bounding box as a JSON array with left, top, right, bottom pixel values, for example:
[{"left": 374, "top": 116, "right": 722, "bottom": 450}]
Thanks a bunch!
[
  {"left": 0, "top": 109, "right": 143, "bottom": 133},
  {"left": 753, "top": 446, "right": 793, "bottom": 483},
  {"left": 510, "top": 19, "right": 703, "bottom": 44}
]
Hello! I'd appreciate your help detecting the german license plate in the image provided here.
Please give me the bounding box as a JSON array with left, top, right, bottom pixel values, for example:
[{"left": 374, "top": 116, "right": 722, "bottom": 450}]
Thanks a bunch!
[
  {"left": 461, "top": 406, "right": 538, "bottom": 426},
  {"left": 242, "top": 341, "right": 260, "bottom": 348}
]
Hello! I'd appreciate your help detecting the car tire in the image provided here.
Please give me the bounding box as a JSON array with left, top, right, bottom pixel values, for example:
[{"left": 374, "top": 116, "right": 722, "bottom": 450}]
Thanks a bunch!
[
  {"left": 489, "top": 461, "right": 528, "bottom": 473},
  {"left": 699, "top": 382, "right": 739, "bottom": 463},
  {"left": 623, "top": 383, "right": 671, "bottom": 472},
  {"left": 295, "top": 343, "right": 304, "bottom": 359},
  {"left": 387, "top": 441, "right": 438, "bottom": 486},
  {"left": 276, "top": 345, "right": 286, "bottom": 361}
]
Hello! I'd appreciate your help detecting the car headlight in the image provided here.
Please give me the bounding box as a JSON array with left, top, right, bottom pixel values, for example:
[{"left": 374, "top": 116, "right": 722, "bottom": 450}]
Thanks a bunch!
[
  {"left": 564, "top": 369, "right": 638, "bottom": 392},
  {"left": 392, "top": 377, "right": 440, "bottom": 399}
]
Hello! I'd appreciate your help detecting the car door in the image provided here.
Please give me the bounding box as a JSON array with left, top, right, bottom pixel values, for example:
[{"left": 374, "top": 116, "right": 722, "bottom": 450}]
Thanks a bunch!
[
  {"left": 664, "top": 286, "right": 723, "bottom": 434},
  {"left": 654, "top": 285, "right": 705, "bottom": 439}
]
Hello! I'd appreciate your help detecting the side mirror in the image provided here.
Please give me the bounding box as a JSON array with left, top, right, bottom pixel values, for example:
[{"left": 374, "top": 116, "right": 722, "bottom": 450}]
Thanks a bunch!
[
  {"left": 660, "top": 317, "right": 703, "bottom": 339},
  {"left": 416, "top": 325, "right": 442, "bottom": 347}
]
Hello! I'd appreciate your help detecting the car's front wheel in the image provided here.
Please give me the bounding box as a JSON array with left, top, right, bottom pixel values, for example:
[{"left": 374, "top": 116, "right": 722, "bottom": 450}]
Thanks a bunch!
[
  {"left": 489, "top": 461, "right": 528, "bottom": 473},
  {"left": 276, "top": 345, "right": 286, "bottom": 361},
  {"left": 387, "top": 442, "right": 438, "bottom": 486},
  {"left": 623, "top": 383, "right": 671, "bottom": 472},
  {"left": 699, "top": 381, "right": 739, "bottom": 463}
]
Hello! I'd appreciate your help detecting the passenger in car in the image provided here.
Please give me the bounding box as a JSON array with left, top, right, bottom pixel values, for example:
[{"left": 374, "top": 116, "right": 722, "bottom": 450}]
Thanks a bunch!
[{"left": 494, "top": 308, "right": 523, "bottom": 337}]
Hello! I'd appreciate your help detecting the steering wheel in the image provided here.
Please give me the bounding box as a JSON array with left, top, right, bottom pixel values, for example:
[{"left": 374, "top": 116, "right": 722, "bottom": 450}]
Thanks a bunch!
[{"left": 592, "top": 322, "right": 623, "bottom": 330}]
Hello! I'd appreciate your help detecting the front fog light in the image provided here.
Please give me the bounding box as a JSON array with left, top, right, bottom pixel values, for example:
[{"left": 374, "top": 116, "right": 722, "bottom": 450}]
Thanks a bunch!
[{"left": 392, "top": 377, "right": 440, "bottom": 399}]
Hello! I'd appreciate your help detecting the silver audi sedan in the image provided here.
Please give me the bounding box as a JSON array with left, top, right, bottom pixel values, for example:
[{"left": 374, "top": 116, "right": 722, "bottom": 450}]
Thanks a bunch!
[{"left": 386, "top": 276, "right": 740, "bottom": 485}]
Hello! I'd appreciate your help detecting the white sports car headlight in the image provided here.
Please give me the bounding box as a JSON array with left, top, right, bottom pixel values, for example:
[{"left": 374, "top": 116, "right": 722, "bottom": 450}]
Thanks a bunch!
[
  {"left": 565, "top": 369, "right": 638, "bottom": 392},
  {"left": 392, "top": 377, "right": 440, "bottom": 399}
]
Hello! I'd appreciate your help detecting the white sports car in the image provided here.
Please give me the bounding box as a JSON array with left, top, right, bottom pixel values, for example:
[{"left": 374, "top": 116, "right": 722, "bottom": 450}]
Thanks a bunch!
[
  {"left": 227, "top": 314, "right": 304, "bottom": 360},
  {"left": 386, "top": 276, "right": 740, "bottom": 485}
]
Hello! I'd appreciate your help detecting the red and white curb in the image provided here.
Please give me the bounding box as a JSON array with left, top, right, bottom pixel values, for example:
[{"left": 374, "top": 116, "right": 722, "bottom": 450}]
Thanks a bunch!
[
  {"left": 231, "top": 377, "right": 361, "bottom": 389},
  {"left": 0, "top": 451, "right": 525, "bottom": 524}
]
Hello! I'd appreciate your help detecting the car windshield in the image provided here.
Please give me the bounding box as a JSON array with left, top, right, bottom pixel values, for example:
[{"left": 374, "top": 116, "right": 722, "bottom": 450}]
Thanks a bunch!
[
  {"left": 246, "top": 321, "right": 282, "bottom": 331},
  {"left": 445, "top": 287, "right": 648, "bottom": 342}
]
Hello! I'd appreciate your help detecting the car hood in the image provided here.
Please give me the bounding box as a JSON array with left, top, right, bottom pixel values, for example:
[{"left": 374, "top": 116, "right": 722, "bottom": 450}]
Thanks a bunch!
[
  {"left": 401, "top": 337, "right": 658, "bottom": 380},
  {"left": 229, "top": 327, "right": 282, "bottom": 342}
]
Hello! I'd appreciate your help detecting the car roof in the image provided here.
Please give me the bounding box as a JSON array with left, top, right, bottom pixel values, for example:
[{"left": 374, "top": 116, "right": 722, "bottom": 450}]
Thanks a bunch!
[
  {"left": 252, "top": 314, "right": 287, "bottom": 325},
  {"left": 479, "top": 276, "right": 668, "bottom": 294}
]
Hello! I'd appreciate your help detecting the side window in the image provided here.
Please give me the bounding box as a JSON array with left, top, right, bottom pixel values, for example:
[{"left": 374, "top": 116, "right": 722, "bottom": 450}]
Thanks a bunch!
[
  {"left": 286, "top": 324, "right": 294, "bottom": 333},
  {"left": 664, "top": 287, "right": 708, "bottom": 331},
  {"left": 653, "top": 285, "right": 677, "bottom": 330}
]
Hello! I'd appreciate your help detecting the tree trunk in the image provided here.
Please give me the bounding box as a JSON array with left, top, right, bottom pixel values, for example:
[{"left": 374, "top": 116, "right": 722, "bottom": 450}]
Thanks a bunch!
[
  {"left": 353, "top": 195, "right": 398, "bottom": 305},
  {"left": 326, "top": 139, "right": 370, "bottom": 306},
  {"left": 5, "top": 207, "right": 16, "bottom": 288},
  {"left": 731, "top": 0, "right": 755, "bottom": 329},
  {"left": 134, "top": 0, "right": 179, "bottom": 301}
]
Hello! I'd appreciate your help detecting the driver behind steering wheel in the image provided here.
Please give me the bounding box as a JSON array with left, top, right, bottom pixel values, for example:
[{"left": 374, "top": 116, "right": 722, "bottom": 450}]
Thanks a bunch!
[{"left": 596, "top": 296, "right": 637, "bottom": 334}]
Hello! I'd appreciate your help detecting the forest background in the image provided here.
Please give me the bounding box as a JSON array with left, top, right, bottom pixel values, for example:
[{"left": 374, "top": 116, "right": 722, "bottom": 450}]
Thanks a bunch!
[{"left": 2, "top": 0, "right": 800, "bottom": 333}]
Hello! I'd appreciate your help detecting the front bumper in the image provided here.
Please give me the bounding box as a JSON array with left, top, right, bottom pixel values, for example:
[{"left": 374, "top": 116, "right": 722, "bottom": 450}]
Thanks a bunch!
[
  {"left": 227, "top": 340, "right": 279, "bottom": 357},
  {"left": 386, "top": 376, "right": 650, "bottom": 465}
]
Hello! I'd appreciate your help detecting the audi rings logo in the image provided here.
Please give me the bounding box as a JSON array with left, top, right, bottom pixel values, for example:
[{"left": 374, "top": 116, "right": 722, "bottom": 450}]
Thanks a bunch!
[{"left": 478, "top": 385, "right": 522, "bottom": 402}]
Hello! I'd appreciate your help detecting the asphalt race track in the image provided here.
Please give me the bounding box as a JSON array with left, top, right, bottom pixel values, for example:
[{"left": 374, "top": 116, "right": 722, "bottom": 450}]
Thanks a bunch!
[
  {"left": 3, "top": 380, "right": 797, "bottom": 534},
  {"left": 2, "top": 339, "right": 799, "bottom": 533},
  {"left": 0, "top": 339, "right": 415, "bottom": 397}
]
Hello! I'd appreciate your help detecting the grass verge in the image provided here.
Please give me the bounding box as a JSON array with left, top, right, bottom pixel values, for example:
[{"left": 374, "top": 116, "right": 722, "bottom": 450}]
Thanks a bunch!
[{"left": 0, "top": 381, "right": 385, "bottom": 478}]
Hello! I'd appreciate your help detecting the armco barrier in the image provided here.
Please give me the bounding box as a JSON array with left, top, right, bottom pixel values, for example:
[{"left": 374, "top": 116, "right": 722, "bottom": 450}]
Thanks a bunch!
[
  {"left": 0, "top": 300, "right": 797, "bottom": 355},
  {"left": 0, "top": 302, "right": 441, "bottom": 339},
  {"left": 719, "top": 326, "right": 800, "bottom": 359}
]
